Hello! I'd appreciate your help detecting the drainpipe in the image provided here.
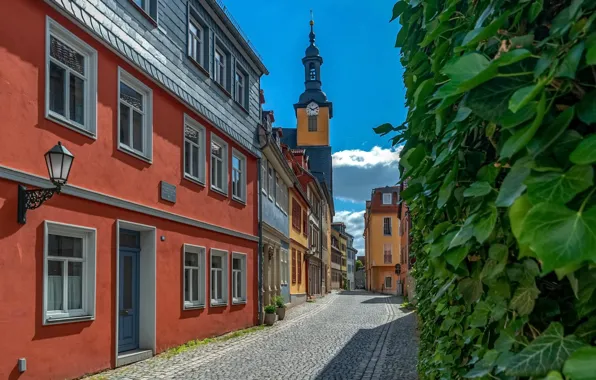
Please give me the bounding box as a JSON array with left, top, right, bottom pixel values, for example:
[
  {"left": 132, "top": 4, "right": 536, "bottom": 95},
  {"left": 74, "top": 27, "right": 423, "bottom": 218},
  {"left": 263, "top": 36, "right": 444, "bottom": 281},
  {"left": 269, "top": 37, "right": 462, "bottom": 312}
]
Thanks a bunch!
[{"left": 257, "top": 156, "right": 263, "bottom": 325}]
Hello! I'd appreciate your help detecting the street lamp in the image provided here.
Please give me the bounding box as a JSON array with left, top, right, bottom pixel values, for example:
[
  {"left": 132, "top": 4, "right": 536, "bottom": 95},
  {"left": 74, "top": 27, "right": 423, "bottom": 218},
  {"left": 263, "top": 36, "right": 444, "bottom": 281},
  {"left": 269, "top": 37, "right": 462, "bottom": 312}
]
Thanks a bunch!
[{"left": 17, "top": 142, "right": 74, "bottom": 224}]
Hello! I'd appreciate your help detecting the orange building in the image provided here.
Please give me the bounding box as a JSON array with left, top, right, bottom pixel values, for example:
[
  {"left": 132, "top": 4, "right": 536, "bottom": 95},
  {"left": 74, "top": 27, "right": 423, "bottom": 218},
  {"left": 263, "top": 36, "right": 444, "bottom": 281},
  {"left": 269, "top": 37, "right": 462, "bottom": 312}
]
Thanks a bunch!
[
  {"left": 0, "top": 1, "right": 267, "bottom": 378},
  {"left": 363, "top": 187, "right": 402, "bottom": 294}
]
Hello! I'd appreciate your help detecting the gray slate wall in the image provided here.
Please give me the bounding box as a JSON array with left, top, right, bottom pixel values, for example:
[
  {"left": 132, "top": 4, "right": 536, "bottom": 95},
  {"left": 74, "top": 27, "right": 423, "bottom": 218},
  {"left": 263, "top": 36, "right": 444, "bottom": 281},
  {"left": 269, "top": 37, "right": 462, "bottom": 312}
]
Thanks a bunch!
[{"left": 48, "top": 0, "right": 266, "bottom": 156}]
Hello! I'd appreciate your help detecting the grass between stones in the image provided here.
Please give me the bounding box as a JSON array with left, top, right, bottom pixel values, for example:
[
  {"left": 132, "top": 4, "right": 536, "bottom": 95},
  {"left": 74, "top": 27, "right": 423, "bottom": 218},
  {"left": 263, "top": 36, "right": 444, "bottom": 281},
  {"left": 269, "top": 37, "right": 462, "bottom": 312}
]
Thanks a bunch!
[{"left": 160, "top": 325, "right": 266, "bottom": 359}]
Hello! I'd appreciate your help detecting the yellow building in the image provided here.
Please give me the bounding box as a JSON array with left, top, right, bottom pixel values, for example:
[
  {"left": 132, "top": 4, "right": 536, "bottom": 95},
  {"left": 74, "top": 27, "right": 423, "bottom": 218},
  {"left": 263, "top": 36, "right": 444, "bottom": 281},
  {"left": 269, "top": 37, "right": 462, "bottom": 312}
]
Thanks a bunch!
[
  {"left": 363, "top": 187, "right": 401, "bottom": 294},
  {"left": 323, "top": 201, "right": 332, "bottom": 293}
]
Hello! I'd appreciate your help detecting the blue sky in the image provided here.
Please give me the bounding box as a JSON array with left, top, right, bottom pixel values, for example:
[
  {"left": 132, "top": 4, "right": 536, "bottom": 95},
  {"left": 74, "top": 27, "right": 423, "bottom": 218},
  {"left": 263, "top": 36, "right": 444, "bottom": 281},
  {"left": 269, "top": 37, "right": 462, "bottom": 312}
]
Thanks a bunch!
[{"left": 223, "top": 0, "right": 405, "bottom": 252}]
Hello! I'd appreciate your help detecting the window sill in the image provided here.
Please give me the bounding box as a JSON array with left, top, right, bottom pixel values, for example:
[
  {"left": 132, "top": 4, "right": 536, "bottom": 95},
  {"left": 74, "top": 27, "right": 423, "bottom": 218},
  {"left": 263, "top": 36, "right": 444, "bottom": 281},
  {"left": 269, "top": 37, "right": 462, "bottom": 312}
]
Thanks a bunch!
[
  {"left": 44, "top": 314, "right": 94, "bottom": 325},
  {"left": 232, "top": 195, "right": 246, "bottom": 205},
  {"left": 213, "top": 81, "right": 231, "bottom": 98},
  {"left": 189, "top": 56, "right": 210, "bottom": 77},
  {"left": 118, "top": 145, "right": 153, "bottom": 164},
  {"left": 233, "top": 100, "right": 249, "bottom": 115},
  {"left": 46, "top": 112, "right": 96, "bottom": 140},
  {"left": 210, "top": 301, "right": 228, "bottom": 308},
  {"left": 183, "top": 303, "right": 205, "bottom": 310},
  {"left": 183, "top": 174, "right": 206, "bottom": 187},
  {"left": 128, "top": 0, "right": 158, "bottom": 27},
  {"left": 232, "top": 299, "right": 247, "bottom": 305},
  {"left": 210, "top": 185, "right": 228, "bottom": 197}
]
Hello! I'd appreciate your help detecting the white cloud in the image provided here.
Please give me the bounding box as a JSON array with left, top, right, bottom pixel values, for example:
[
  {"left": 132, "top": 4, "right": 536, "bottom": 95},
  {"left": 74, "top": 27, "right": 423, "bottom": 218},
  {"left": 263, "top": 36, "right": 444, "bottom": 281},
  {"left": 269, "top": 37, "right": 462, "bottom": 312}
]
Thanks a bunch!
[
  {"left": 334, "top": 210, "right": 366, "bottom": 255},
  {"left": 332, "top": 146, "right": 402, "bottom": 203}
]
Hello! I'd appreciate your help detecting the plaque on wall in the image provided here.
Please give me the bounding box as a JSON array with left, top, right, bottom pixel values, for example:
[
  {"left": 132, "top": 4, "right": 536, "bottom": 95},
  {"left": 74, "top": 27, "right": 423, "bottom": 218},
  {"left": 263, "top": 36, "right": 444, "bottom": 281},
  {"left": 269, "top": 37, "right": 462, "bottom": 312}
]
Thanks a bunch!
[{"left": 160, "top": 181, "right": 176, "bottom": 203}]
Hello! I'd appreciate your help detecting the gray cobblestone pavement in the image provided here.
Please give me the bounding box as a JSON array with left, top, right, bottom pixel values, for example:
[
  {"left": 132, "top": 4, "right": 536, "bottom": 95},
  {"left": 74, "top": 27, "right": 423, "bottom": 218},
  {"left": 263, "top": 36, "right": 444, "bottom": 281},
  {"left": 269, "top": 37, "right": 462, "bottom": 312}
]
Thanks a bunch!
[{"left": 90, "top": 291, "right": 418, "bottom": 380}]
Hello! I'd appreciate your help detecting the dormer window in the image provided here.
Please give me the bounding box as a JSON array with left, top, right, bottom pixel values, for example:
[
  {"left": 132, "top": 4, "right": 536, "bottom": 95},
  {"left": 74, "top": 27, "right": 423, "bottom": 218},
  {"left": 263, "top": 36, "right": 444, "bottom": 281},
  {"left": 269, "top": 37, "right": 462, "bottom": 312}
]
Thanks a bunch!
[{"left": 383, "top": 193, "right": 392, "bottom": 205}]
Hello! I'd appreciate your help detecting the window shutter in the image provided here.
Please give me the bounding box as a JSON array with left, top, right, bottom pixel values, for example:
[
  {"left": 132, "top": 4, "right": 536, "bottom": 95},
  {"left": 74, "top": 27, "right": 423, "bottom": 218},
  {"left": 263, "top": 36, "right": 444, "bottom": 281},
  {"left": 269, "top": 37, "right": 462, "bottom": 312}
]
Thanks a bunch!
[
  {"left": 303, "top": 210, "right": 308, "bottom": 236},
  {"left": 297, "top": 251, "right": 302, "bottom": 284},
  {"left": 292, "top": 249, "right": 296, "bottom": 284}
]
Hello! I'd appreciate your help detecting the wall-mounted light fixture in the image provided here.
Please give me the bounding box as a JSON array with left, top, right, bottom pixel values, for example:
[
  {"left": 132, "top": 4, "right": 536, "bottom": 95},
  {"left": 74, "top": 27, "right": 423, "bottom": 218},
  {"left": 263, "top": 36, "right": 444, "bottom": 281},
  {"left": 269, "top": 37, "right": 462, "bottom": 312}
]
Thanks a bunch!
[{"left": 18, "top": 142, "right": 74, "bottom": 224}]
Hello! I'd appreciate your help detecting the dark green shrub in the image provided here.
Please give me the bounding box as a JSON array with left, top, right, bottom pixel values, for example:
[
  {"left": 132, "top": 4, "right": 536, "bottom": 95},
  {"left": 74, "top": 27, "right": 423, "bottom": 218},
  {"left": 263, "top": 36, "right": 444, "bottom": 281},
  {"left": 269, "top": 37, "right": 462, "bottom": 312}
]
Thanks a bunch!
[{"left": 380, "top": 0, "right": 596, "bottom": 378}]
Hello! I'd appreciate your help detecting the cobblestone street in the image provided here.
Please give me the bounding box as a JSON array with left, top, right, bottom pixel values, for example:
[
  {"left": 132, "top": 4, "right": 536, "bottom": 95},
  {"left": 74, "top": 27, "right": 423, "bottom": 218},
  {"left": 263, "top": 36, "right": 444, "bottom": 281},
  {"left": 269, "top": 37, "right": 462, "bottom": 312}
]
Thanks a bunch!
[{"left": 91, "top": 291, "right": 417, "bottom": 380}]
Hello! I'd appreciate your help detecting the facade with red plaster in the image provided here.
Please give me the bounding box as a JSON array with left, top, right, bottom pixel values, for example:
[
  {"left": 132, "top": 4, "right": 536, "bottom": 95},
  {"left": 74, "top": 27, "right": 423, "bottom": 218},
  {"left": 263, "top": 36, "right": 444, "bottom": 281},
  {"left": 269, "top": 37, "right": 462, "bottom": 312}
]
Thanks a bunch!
[{"left": 0, "top": 0, "right": 267, "bottom": 378}]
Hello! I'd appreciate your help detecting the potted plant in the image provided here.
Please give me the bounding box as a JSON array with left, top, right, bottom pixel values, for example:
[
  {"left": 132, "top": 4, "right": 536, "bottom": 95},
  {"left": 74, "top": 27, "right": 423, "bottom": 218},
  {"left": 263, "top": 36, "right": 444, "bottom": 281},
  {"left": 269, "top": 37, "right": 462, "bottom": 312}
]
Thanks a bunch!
[
  {"left": 264, "top": 304, "right": 276, "bottom": 326},
  {"left": 274, "top": 295, "right": 286, "bottom": 320}
]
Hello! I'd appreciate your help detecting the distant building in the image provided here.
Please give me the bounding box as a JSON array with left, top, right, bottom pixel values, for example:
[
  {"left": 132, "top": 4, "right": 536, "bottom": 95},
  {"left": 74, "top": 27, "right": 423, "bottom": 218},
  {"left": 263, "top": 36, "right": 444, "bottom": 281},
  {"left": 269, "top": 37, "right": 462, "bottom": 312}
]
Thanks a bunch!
[
  {"left": 346, "top": 234, "right": 357, "bottom": 290},
  {"left": 363, "top": 187, "right": 402, "bottom": 294}
]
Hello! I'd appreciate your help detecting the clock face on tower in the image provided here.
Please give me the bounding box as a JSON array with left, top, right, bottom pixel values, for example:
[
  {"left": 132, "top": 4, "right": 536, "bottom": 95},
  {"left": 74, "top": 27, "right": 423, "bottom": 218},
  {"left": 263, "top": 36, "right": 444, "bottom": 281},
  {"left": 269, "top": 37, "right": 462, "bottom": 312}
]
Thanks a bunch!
[{"left": 306, "top": 102, "right": 320, "bottom": 116}]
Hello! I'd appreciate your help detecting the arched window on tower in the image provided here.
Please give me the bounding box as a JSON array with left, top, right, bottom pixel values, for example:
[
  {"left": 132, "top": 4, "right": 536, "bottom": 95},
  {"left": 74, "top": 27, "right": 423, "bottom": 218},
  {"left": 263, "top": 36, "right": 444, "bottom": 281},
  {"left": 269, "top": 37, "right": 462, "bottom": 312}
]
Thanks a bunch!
[
  {"left": 309, "top": 63, "right": 316, "bottom": 80},
  {"left": 308, "top": 115, "right": 317, "bottom": 132}
]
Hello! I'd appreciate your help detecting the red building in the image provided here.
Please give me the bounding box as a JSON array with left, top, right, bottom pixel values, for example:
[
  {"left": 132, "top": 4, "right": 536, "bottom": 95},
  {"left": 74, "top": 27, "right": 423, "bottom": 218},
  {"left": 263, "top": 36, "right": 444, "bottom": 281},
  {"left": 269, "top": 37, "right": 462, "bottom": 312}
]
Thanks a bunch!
[{"left": 0, "top": 0, "right": 267, "bottom": 378}]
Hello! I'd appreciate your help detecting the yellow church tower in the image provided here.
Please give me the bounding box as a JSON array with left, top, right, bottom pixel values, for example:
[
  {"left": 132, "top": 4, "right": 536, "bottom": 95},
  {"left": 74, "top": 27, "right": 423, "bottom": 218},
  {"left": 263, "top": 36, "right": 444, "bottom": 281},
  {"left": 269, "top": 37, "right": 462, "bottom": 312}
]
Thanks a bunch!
[{"left": 294, "top": 18, "right": 333, "bottom": 147}]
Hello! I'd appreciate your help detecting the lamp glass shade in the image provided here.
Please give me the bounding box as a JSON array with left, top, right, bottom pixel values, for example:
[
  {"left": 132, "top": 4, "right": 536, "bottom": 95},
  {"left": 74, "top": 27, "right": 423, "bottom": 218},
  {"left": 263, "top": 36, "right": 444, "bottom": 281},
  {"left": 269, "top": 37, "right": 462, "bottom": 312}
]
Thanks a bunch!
[{"left": 44, "top": 142, "right": 74, "bottom": 186}]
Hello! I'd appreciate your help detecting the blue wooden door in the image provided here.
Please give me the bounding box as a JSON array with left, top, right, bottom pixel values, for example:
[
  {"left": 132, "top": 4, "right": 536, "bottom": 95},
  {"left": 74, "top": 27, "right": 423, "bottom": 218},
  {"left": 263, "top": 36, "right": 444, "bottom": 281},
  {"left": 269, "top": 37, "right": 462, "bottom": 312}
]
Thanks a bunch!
[{"left": 118, "top": 230, "right": 140, "bottom": 353}]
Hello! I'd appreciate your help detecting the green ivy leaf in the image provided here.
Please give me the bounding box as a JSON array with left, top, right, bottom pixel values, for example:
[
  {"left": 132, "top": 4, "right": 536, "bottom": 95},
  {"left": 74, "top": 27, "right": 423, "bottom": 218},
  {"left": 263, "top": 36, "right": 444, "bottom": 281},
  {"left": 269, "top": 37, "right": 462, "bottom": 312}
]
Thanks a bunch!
[
  {"left": 454, "top": 106, "right": 472, "bottom": 122},
  {"left": 542, "top": 371, "right": 564, "bottom": 380},
  {"left": 400, "top": 182, "right": 423, "bottom": 201},
  {"left": 489, "top": 244, "right": 508, "bottom": 262},
  {"left": 495, "top": 330, "right": 517, "bottom": 352},
  {"left": 450, "top": 215, "right": 477, "bottom": 248},
  {"left": 445, "top": 245, "right": 470, "bottom": 267},
  {"left": 390, "top": 1, "right": 408, "bottom": 22},
  {"left": 373, "top": 122, "right": 394, "bottom": 135},
  {"left": 570, "top": 135, "right": 596, "bottom": 165},
  {"left": 494, "top": 49, "right": 532, "bottom": 67},
  {"left": 510, "top": 281, "right": 540, "bottom": 315},
  {"left": 577, "top": 91, "right": 596, "bottom": 125},
  {"left": 402, "top": 144, "right": 426, "bottom": 170},
  {"left": 587, "top": 43, "right": 596, "bottom": 66},
  {"left": 528, "top": 106, "right": 575, "bottom": 156},
  {"left": 459, "top": 276, "right": 484, "bottom": 304},
  {"left": 501, "top": 93, "right": 547, "bottom": 158},
  {"left": 556, "top": 42, "right": 585, "bottom": 79},
  {"left": 550, "top": 0, "right": 584, "bottom": 37},
  {"left": 469, "top": 301, "right": 491, "bottom": 327},
  {"left": 500, "top": 102, "right": 537, "bottom": 129},
  {"left": 496, "top": 163, "right": 532, "bottom": 207},
  {"left": 413, "top": 79, "right": 435, "bottom": 107},
  {"left": 474, "top": 205, "right": 498, "bottom": 243},
  {"left": 508, "top": 83, "right": 543, "bottom": 114},
  {"left": 529, "top": 0, "right": 543, "bottom": 22},
  {"left": 504, "top": 322, "right": 586, "bottom": 376},
  {"left": 464, "top": 349, "right": 500, "bottom": 378},
  {"left": 575, "top": 318, "right": 596, "bottom": 343},
  {"left": 467, "top": 73, "right": 534, "bottom": 122},
  {"left": 526, "top": 165, "right": 594, "bottom": 204},
  {"left": 510, "top": 195, "right": 532, "bottom": 240},
  {"left": 562, "top": 347, "right": 596, "bottom": 380},
  {"left": 464, "top": 181, "right": 492, "bottom": 197},
  {"left": 520, "top": 204, "right": 596, "bottom": 272},
  {"left": 481, "top": 259, "right": 506, "bottom": 282},
  {"left": 461, "top": 12, "right": 509, "bottom": 48}
]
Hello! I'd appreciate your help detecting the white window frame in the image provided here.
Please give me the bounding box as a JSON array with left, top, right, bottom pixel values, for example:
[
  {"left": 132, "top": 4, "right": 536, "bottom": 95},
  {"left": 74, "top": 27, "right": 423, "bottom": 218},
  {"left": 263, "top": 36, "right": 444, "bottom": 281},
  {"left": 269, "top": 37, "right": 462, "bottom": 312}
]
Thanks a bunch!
[
  {"left": 384, "top": 243, "right": 392, "bottom": 264},
  {"left": 118, "top": 68, "right": 153, "bottom": 162},
  {"left": 275, "top": 174, "right": 282, "bottom": 208},
  {"left": 384, "top": 217, "right": 392, "bottom": 236},
  {"left": 261, "top": 158, "right": 268, "bottom": 195},
  {"left": 383, "top": 193, "right": 392, "bottom": 205},
  {"left": 188, "top": 18, "right": 204, "bottom": 67},
  {"left": 133, "top": 0, "right": 158, "bottom": 21},
  {"left": 210, "top": 249, "right": 228, "bottom": 306},
  {"left": 232, "top": 252, "right": 247, "bottom": 304},
  {"left": 43, "top": 221, "right": 96, "bottom": 324},
  {"left": 183, "top": 114, "right": 206, "bottom": 184},
  {"left": 45, "top": 17, "right": 98, "bottom": 138},
  {"left": 183, "top": 244, "right": 206, "bottom": 309},
  {"left": 232, "top": 149, "right": 247, "bottom": 203},
  {"left": 210, "top": 133, "right": 228, "bottom": 194},
  {"left": 385, "top": 276, "right": 393, "bottom": 289},
  {"left": 280, "top": 248, "right": 289, "bottom": 285},
  {"left": 268, "top": 165, "right": 275, "bottom": 201},
  {"left": 214, "top": 45, "right": 227, "bottom": 89},
  {"left": 234, "top": 65, "right": 248, "bottom": 108}
]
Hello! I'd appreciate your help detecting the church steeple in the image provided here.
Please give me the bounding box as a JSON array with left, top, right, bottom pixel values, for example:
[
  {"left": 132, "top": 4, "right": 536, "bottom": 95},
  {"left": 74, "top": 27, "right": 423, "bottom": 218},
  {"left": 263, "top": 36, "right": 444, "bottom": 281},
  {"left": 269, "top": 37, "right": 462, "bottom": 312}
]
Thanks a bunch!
[{"left": 295, "top": 14, "right": 332, "bottom": 117}]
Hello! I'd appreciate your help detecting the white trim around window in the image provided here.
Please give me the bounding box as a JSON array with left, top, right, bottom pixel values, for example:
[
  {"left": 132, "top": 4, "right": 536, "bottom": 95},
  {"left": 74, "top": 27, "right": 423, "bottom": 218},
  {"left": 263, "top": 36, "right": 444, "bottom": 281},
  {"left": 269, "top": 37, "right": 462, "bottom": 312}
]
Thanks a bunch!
[
  {"left": 210, "top": 249, "right": 228, "bottom": 306},
  {"left": 384, "top": 276, "right": 393, "bottom": 289},
  {"left": 261, "top": 158, "right": 268, "bottom": 195},
  {"left": 43, "top": 221, "right": 96, "bottom": 325},
  {"left": 45, "top": 17, "right": 98, "bottom": 138},
  {"left": 232, "top": 148, "right": 247, "bottom": 203},
  {"left": 183, "top": 244, "right": 206, "bottom": 309},
  {"left": 210, "top": 133, "right": 228, "bottom": 194},
  {"left": 183, "top": 114, "right": 206, "bottom": 185},
  {"left": 231, "top": 252, "right": 247, "bottom": 304},
  {"left": 382, "top": 193, "right": 392, "bottom": 205},
  {"left": 117, "top": 68, "right": 153, "bottom": 162}
]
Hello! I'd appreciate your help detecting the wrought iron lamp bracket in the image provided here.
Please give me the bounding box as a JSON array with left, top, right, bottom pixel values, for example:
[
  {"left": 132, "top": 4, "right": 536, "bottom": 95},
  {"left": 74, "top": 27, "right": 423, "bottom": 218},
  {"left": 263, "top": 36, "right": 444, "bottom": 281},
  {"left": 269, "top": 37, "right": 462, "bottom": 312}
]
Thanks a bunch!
[{"left": 17, "top": 185, "right": 61, "bottom": 224}]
